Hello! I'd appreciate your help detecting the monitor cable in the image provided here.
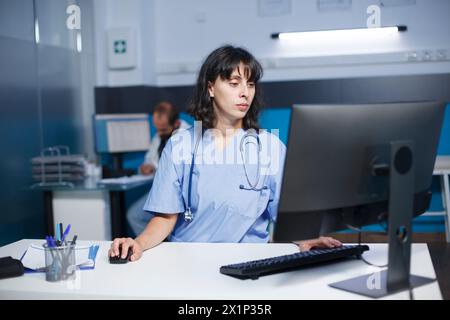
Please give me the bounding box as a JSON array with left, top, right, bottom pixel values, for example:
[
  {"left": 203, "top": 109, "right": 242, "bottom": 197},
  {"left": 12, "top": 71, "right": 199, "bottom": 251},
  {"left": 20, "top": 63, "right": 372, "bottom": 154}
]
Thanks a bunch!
[
  {"left": 343, "top": 217, "right": 388, "bottom": 268},
  {"left": 355, "top": 230, "right": 388, "bottom": 268},
  {"left": 353, "top": 227, "right": 414, "bottom": 299}
]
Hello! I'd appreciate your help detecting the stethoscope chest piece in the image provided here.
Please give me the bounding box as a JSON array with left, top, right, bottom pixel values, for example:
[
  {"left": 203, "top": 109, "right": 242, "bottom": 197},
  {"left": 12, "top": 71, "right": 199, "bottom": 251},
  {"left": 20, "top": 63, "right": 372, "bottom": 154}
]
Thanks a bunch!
[{"left": 184, "top": 208, "right": 193, "bottom": 222}]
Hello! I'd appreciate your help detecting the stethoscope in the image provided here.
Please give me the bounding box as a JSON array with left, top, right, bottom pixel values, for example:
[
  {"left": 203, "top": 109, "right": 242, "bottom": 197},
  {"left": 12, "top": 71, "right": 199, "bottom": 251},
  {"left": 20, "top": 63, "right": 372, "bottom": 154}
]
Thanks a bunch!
[{"left": 184, "top": 129, "right": 267, "bottom": 222}]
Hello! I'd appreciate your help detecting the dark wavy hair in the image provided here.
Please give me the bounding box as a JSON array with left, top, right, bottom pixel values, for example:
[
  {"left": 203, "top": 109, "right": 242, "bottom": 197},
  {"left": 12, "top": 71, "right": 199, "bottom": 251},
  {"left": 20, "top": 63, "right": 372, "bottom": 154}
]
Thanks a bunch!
[{"left": 188, "top": 45, "right": 263, "bottom": 130}]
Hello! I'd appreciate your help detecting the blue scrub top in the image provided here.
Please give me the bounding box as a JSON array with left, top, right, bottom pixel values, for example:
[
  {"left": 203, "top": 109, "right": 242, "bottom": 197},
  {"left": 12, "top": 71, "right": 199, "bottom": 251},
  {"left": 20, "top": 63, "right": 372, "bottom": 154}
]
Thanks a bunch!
[{"left": 143, "top": 126, "right": 286, "bottom": 243}]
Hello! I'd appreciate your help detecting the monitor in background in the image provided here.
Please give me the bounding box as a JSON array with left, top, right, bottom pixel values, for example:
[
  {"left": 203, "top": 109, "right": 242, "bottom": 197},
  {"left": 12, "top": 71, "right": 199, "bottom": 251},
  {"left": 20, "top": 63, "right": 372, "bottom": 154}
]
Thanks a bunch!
[
  {"left": 93, "top": 114, "right": 151, "bottom": 176},
  {"left": 273, "top": 101, "right": 445, "bottom": 298}
]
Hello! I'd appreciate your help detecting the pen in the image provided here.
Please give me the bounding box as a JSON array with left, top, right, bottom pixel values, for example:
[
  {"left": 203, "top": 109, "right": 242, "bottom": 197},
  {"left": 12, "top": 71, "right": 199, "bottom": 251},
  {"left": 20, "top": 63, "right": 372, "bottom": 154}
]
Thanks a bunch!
[
  {"left": 61, "top": 224, "right": 71, "bottom": 244},
  {"left": 65, "top": 235, "right": 78, "bottom": 272},
  {"left": 71, "top": 235, "right": 78, "bottom": 245},
  {"left": 59, "top": 223, "right": 64, "bottom": 245},
  {"left": 45, "top": 236, "right": 53, "bottom": 248},
  {"left": 66, "top": 234, "right": 78, "bottom": 262},
  {"left": 53, "top": 236, "right": 60, "bottom": 249},
  {"left": 55, "top": 225, "right": 60, "bottom": 246},
  {"left": 45, "top": 236, "right": 58, "bottom": 264},
  {"left": 47, "top": 236, "right": 57, "bottom": 248}
]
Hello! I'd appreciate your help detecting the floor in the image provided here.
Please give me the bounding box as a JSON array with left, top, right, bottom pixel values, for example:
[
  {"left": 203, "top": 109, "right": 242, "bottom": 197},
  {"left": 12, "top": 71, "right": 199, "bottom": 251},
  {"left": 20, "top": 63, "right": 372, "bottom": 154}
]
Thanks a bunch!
[{"left": 330, "top": 232, "right": 450, "bottom": 300}]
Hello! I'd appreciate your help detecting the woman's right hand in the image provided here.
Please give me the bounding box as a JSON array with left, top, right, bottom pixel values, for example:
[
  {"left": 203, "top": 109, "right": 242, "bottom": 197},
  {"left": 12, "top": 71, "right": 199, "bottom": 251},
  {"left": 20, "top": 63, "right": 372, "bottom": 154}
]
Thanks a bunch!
[
  {"left": 295, "top": 236, "right": 342, "bottom": 252},
  {"left": 108, "top": 237, "right": 143, "bottom": 262}
]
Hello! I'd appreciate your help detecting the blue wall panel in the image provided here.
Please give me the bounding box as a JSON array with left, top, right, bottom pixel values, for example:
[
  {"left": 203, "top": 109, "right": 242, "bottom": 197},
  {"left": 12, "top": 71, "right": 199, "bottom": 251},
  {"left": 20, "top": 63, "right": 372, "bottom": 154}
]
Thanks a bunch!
[
  {"left": 0, "top": 0, "right": 44, "bottom": 246},
  {"left": 0, "top": 0, "right": 90, "bottom": 245},
  {"left": 259, "top": 108, "right": 291, "bottom": 145},
  {"left": 437, "top": 104, "right": 450, "bottom": 155}
]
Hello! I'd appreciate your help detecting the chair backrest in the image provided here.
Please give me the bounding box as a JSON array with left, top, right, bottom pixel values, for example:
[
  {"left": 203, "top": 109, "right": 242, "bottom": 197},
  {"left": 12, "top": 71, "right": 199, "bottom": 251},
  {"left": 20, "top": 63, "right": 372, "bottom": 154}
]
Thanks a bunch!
[
  {"left": 437, "top": 103, "right": 450, "bottom": 155},
  {"left": 259, "top": 107, "right": 292, "bottom": 145}
]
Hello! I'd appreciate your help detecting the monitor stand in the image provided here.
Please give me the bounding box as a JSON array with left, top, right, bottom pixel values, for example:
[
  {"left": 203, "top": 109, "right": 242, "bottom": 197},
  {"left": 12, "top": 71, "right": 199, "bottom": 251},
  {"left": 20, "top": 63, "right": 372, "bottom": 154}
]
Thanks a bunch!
[
  {"left": 112, "top": 153, "right": 123, "bottom": 173},
  {"left": 329, "top": 141, "right": 436, "bottom": 299},
  {"left": 102, "top": 153, "right": 136, "bottom": 178}
]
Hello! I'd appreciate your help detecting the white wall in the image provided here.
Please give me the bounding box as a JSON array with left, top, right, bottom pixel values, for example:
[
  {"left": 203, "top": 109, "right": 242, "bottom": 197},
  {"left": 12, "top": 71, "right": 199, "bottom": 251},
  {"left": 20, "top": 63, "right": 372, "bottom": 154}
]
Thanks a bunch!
[
  {"left": 94, "top": 0, "right": 450, "bottom": 87},
  {"left": 93, "top": 0, "right": 157, "bottom": 87}
]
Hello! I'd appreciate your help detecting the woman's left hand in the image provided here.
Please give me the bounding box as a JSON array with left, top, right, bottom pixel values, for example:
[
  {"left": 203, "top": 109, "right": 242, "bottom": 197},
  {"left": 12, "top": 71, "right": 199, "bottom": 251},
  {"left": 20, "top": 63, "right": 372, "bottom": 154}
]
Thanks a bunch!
[{"left": 295, "top": 236, "right": 342, "bottom": 252}]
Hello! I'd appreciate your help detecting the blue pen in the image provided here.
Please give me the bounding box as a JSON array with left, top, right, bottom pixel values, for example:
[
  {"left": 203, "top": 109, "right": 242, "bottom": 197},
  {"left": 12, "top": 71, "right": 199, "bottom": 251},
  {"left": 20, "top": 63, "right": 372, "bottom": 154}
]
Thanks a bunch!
[
  {"left": 45, "top": 236, "right": 52, "bottom": 247},
  {"left": 44, "top": 236, "right": 58, "bottom": 264},
  {"left": 61, "top": 224, "right": 71, "bottom": 243},
  {"left": 47, "top": 236, "right": 57, "bottom": 248},
  {"left": 45, "top": 236, "right": 52, "bottom": 248},
  {"left": 55, "top": 225, "right": 60, "bottom": 245}
]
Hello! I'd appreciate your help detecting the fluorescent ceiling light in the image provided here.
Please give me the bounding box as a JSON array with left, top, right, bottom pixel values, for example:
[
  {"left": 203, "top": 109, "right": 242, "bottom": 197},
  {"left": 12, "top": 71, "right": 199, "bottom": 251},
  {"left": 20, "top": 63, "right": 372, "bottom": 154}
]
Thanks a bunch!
[
  {"left": 34, "top": 19, "right": 40, "bottom": 44},
  {"left": 271, "top": 26, "right": 407, "bottom": 40},
  {"left": 76, "top": 32, "right": 82, "bottom": 53}
]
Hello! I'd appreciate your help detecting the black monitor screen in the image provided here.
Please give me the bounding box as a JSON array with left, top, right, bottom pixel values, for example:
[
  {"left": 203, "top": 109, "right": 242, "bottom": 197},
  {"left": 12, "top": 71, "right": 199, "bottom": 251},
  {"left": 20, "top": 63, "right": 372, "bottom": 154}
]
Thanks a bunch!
[{"left": 274, "top": 101, "right": 445, "bottom": 242}]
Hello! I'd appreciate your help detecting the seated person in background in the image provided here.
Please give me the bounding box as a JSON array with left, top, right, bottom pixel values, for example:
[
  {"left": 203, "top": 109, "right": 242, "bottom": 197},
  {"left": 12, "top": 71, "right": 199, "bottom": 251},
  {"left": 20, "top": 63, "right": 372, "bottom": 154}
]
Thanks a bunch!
[
  {"left": 127, "top": 101, "right": 190, "bottom": 236},
  {"left": 139, "top": 101, "right": 189, "bottom": 176}
]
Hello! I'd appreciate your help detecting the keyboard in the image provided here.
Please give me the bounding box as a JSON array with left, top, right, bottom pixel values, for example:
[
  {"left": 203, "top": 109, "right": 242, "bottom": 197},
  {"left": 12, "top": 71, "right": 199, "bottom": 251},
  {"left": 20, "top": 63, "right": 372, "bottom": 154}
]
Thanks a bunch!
[{"left": 220, "top": 244, "right": 369, "bottom": 280}]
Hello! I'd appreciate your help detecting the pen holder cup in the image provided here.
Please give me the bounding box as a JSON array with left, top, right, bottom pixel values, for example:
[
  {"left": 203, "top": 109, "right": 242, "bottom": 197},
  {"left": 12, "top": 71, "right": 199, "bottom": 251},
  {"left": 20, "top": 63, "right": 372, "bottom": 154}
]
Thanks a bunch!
[{"left": 44, "top": 244, "right": 76, "bottom": 282}]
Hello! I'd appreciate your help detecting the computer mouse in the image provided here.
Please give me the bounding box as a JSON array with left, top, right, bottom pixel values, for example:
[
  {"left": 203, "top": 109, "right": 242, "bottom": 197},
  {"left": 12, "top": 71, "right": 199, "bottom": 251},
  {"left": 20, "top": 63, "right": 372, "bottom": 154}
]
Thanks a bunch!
[{"left": 109, "top": 245, "right": 133, "bottom": 264}]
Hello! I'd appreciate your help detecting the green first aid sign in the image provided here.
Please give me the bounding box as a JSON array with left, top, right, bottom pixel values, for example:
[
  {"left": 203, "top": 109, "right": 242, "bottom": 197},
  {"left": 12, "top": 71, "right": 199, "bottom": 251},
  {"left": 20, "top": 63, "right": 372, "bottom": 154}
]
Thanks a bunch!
[
  {"left": 114, "top": 40, "right": 127, "bottom": 54},
  {"left": 108, "top": 28, "right": 136, "bottom": 69}
]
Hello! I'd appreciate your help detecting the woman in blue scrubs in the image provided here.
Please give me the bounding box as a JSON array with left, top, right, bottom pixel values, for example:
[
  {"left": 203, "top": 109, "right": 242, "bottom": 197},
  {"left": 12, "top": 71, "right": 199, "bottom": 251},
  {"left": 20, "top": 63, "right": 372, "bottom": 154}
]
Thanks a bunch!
[{"left": 109, "top": 45, "right": 341, "bottom": 261}]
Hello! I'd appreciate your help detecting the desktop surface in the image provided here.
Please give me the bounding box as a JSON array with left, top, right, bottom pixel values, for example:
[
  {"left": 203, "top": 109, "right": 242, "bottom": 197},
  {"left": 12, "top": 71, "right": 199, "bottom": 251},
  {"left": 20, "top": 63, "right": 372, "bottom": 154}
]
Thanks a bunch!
[
  {"left": 0, "top": 240, "right": 441, "bottom": 300},
  {"left": 29, "top": 175, "right": 153, "bottom": 192}
]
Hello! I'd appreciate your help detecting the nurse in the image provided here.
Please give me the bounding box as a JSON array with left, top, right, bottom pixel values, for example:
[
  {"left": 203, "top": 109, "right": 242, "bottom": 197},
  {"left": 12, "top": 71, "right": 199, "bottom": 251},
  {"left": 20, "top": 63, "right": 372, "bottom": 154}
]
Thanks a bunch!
[{"left": 109, "top": 45, "right": 341, "bottom": 261}]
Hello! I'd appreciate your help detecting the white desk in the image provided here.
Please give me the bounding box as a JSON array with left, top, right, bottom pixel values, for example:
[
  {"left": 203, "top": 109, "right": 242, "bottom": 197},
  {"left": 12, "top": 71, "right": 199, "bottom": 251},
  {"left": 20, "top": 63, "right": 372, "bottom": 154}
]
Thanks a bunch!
[
  {"left": 0, "top": 240, "right": 442, "bottom": 300},
  {"left": 433, "top": 156, "right": 450, "bottom": 242}
]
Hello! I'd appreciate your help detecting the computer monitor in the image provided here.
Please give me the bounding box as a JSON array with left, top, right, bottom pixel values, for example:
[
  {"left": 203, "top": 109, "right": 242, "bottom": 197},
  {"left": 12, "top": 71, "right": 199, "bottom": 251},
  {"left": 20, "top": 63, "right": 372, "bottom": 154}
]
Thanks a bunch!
[
  {"left": 273, "top": 101, "right": 445, "bottom": 298},
  {"left": 94, "top": 114, "right": 151, "bottom": 154},
  {"left": 93, "top": 114, "right": 151, "bottom": 175}
]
